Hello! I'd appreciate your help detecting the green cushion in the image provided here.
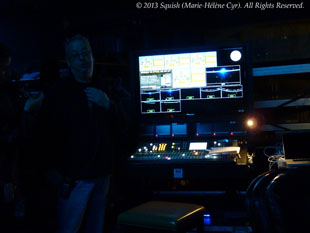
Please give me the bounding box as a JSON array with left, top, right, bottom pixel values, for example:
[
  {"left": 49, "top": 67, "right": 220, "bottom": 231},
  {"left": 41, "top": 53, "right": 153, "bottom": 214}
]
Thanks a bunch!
[{"left": 118, "top": 201, "right": 205, "bottom": 231}]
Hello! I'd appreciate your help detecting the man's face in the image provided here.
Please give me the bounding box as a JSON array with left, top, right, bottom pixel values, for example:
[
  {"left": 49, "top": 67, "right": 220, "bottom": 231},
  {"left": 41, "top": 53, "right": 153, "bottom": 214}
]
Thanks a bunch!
[
  {"left": 0, "top": 57, "right": 11, "bottom": 85},
  {"left": 66, "top": 40, "right": 94, "bottom": 83}
]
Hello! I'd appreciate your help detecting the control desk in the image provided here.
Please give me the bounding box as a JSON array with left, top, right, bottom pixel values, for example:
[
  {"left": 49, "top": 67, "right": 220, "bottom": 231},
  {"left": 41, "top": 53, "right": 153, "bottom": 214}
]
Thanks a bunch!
[
  {"left": 125, "top": 122, "right": 251, "bottom": 190},
  {"left": 130, "top": 138, "right": 247, "bottom": 165}
]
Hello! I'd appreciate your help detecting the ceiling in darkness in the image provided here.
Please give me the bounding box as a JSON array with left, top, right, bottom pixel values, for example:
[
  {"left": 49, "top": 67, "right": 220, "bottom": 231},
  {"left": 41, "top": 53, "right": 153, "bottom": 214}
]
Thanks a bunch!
[
  {"left": 1, "top": 0, "right": 309, "bottom": 74},
  {"left": 1, "top": 0, "right": 309, "bottom": 30}
]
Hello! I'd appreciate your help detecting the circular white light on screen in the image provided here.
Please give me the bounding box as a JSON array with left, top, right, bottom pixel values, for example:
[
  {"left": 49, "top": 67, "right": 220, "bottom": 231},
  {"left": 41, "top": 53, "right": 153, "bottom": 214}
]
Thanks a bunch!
[{"left": 230, "top": 50, "right": 242, "bottom": 62}]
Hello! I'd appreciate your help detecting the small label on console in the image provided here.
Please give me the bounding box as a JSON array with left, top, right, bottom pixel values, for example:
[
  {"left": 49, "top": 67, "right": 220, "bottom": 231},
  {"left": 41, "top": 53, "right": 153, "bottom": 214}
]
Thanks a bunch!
[{"left": 173, "top": 168, "right": 183, "bottom": 179}]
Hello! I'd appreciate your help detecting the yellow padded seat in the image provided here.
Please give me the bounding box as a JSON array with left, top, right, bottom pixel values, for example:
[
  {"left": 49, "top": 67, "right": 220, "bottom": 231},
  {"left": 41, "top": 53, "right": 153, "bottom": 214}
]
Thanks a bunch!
[{"left": 118, "top": 201, "right": 205, "bottom": 232}]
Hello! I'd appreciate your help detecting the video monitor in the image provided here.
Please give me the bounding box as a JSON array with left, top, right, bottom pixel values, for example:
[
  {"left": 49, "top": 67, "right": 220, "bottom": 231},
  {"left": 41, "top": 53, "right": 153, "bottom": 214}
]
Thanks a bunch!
[{"left": 137, "top": 47, "right": 248, "bottom": 116}]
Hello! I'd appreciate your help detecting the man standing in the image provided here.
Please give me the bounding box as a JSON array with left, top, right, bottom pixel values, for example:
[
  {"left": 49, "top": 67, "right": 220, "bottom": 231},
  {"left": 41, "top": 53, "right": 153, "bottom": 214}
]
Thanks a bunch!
[{"left": 36, "top": 34, "right": 124, "bottom": 233}]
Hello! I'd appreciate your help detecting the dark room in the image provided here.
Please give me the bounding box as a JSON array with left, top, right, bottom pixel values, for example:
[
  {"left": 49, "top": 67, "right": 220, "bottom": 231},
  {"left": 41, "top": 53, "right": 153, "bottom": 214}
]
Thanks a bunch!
[{"left": 0, "top": 0, "right": 310, "bottom": 233}]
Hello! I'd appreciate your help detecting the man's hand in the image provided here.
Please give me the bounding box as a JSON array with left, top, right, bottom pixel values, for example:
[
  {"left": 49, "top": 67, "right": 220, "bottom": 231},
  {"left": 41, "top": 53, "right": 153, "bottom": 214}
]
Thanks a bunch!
[
  {"left": 85, "top": 87, "right": 110, "bottom": 110},
  {"left": 24, "top": 92, "right": 45, "bottom": 112}
]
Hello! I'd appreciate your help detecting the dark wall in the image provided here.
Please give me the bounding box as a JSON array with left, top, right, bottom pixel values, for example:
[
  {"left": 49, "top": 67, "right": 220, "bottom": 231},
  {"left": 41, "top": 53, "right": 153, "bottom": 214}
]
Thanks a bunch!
[{"left": 0, "top": 0, "right": 310, "bottom": 75}]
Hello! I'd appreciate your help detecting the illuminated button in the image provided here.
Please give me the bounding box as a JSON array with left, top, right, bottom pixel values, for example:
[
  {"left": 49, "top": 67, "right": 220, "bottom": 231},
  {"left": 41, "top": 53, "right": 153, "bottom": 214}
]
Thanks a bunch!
[
  {"left": 182, "top": 153, "right": 185, "bottom": 157},
  {"left": 171, "top": 146, "right": 175, "bottom": 149},
  {"left": 157, "top": 155, "right": 161, "bottom": 158},
  {"left": 155, "top": 134, "right": 158, "bottom": 138},
  {"left": 167, "top": 157, "right": 171, "bottom": 160},
  {"left": 214, "top": 141, "right": 217, "bottom": 144},
  {"left": 138, "top": 148, "right": 142, "bottom": 152},
  {"left": 150, "top": 143, "right": 153, "bottom": 146},
  {"left": 218, "top": 143, "right": 221, "bottom": 146},
  {"left": 172, "top": 142, "right": 175, "bottom": 145},
  {"left": 172, "top": 134, "right": 175, "bottom": 137},
  {"left": 196, "top": 133, "right": 199, "bottom": 137},
  {"left": 213, "top": 132, "right": 216, "bottom": 136},
  {"left": 178, "top": 147, "right": 181, "bottom": 151},
  {"left": 194, "top": 151, "right": 199, "bottom": 156},
  {"left": 130, "top": 155, "right": 134, "bottom": 159}
]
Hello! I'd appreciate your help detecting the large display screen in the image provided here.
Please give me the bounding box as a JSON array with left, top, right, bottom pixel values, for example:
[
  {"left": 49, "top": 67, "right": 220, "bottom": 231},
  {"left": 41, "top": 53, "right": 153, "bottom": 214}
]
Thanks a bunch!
[{"left": 138, "top": 49, "right": 245, "bottom": 115}]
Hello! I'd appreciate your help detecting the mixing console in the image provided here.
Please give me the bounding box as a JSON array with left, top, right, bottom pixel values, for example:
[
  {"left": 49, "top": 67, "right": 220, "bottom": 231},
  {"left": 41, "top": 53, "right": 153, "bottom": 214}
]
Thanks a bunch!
[{"left": 129, "top": 141, "right": 240, "bottom": 162}]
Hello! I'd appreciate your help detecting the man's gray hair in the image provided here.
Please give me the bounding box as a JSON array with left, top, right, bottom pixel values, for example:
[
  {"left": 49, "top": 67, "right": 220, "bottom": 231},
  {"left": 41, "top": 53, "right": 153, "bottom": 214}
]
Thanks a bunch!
[{"left": 65, "top": 34, "right": 92, "bottom": 57}]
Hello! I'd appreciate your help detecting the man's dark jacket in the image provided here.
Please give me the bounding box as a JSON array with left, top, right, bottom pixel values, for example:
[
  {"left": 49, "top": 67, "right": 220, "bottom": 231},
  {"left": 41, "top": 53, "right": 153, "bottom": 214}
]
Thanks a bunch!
[{"left": 35, "top": 75, "right": 127, "bottom": 180}]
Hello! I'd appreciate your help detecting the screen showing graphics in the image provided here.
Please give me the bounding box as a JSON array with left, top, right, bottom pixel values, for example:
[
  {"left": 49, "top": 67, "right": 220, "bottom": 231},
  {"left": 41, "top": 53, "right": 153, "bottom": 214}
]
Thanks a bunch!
[{"left": 139, "top": 50, "right": 244, "bottom": 114}]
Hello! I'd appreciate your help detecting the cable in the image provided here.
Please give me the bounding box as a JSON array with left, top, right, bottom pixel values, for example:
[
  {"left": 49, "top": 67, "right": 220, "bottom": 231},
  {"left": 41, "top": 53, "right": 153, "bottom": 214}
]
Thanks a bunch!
[
  {"left": 268, "top": 154, "right": 285, "bottom": 170},
  {"left": 263, "top": 146, "right": 285, "bottom": 170}
]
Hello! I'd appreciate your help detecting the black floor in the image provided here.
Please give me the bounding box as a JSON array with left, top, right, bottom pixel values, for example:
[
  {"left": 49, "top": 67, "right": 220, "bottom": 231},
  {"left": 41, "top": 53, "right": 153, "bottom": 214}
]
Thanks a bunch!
[{"left": 1, "top": 191, "right": 252, "bottom": 233}]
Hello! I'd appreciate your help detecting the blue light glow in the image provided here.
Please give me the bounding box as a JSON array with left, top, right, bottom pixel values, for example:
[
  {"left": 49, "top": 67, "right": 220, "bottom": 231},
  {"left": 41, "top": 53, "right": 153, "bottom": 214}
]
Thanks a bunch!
[
  {"left": 204, "top": 217, "right": 211, "bottom": 225},
  {"left": 224, "top": 139, "right": 229, "bottom": 143},
  {"left": 219, "top": 68, "right": 227, "bottom": 73},
  {"left": 204, "top": 214, "right": 212, "bottom": 225}
]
